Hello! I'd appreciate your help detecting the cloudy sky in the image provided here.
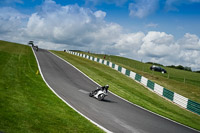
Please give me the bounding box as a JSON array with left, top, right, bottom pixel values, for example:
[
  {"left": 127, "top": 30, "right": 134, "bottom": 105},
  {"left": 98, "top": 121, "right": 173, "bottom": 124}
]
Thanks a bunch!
[{"left": 0, "top": 0, "right": 200, "bottom": 70}]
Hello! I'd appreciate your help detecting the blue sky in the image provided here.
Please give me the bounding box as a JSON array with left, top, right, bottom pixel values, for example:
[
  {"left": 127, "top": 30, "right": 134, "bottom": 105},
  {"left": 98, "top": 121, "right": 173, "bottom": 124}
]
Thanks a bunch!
[
  {"left": 1, "top": 0, "right": 200, "bottom": 38},
  {"left": 0, "top": 0, "right": 200, "bottom": 70}
]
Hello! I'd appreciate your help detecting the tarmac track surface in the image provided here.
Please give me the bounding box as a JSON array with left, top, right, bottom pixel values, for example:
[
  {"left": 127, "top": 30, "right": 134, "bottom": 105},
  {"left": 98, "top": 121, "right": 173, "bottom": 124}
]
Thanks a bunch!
[{"left": 34, "top": 48, "right": 199, "bottom": 133}]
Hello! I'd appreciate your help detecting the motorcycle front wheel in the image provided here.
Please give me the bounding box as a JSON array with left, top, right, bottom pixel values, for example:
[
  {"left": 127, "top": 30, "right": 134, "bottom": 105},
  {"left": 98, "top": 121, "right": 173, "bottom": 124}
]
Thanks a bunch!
[{"left": 89, "top": 92, "right": 93, "bottom": 97}]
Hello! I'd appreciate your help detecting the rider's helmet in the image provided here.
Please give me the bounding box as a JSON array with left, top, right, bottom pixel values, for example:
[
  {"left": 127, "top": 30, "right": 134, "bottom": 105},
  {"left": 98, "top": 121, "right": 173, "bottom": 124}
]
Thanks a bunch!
[
  {"left": 104, "top": 85, "right": 109, "bottom": 93},
  {"left": 105, "top": 84, "right": 109, "bottom": 89}
]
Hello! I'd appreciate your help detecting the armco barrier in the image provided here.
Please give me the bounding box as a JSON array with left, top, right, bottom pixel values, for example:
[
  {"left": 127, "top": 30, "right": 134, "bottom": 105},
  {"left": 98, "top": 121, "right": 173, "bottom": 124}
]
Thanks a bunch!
[
  {"left": 118, "top": 66, "right": 122, "bottom": 72},
  {"left": 67, "top": 51, "right": 200, "bottom": 115},
  {"left": 114, "top": 64, "right": 119, "bottom": 71},
  {"left": 174, "top": 93, "right": 188, "bottom": 108},
  {"left": 130, "top": 71, "right": 136, "bottom": 79},
  {"left": 106, "top": 61, "right": 109, "bottom": 66},
  {"left": 147, "top": 80, "right": 154, "bottom": 90},
  {"left": 154, "top": 84, "right": 163, "bottom": 96},
  {"left": 125, "top": 69, "right": 130, "bottom": 76},
  {"left": 141, "top": 76, "right": 148, "bottom": 86},
  {"left": 163, "top": 88, "right": 174, "bottom": 101},
  {"left": 112, "top": 63, "right": 115, "bottom": 69},
  {"left": 121, "top": 67, "right": 126, "bottom": 75},
  {"left": 135, "top": 73, "right": 142, "bottom": 82},
  {"left": 187, "top": 100, "right": 200, "bottom": 115}
]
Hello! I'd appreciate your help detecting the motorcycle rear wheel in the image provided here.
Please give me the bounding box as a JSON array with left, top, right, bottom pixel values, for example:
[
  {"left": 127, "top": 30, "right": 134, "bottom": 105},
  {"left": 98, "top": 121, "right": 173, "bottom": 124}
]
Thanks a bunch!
[{"left": 98, "top": 94, "right": 105, "bottom": 101}]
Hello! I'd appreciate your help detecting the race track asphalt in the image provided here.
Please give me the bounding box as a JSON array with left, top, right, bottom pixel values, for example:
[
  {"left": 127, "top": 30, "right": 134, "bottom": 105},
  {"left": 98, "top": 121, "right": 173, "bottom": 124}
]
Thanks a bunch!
[{"left": 34, "top": 48, "right": 199, "bottom": 133}]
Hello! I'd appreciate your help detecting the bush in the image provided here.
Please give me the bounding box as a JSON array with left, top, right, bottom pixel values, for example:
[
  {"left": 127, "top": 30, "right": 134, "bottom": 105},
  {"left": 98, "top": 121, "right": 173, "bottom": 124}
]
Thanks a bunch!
[{"left": 167, "top": 65, "right": 192, "bottom": 71}]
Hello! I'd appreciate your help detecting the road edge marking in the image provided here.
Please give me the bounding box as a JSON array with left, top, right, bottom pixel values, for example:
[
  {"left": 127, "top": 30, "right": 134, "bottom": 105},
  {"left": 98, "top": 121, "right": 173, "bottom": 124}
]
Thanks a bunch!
[
  {"left": 50, "top": 51, "right": 200, "bottom": 133},
  {"left": 31, "top": 48, "right": 112, "bottom": 133}
]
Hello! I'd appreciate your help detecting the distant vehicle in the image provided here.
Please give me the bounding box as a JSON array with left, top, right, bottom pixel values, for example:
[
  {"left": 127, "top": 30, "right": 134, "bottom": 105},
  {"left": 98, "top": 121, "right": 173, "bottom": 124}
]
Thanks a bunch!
[
  {"left": 150, "top": 65, "right": 167, "bottom": 73},
  {"left": 28, "top": 41, "right": 34, "bottom": 47}
]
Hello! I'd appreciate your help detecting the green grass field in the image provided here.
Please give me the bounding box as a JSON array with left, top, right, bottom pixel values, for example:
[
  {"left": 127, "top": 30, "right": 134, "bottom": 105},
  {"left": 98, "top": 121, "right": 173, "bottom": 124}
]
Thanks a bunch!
[
  {"left": 52, "top": 51, "right": 200, "bottom": 131},
  {"left": 77, "top": 52, "right": 200, "bottom": 103},
  {"left": 0, "top": 41, "right": 104, "bottom": 133}
]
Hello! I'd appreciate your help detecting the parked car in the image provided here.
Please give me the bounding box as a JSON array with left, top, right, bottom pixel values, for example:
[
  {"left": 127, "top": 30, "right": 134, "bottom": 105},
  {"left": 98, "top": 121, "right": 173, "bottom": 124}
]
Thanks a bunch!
[{"left": 150, "top": 65, "right": 167, "bottom": 73}]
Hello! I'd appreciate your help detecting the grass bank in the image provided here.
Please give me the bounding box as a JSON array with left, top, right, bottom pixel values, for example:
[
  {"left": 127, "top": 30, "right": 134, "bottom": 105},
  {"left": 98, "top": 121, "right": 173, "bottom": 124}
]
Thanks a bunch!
[
  {"left": 0, "top": 40, "right": 103, "bottom": 133},
  {"left": 78, "top": 52, "right": 200, "bottom": 103},
  {"left": 52, "top": 51, "right": 200, "bottom": 131}
]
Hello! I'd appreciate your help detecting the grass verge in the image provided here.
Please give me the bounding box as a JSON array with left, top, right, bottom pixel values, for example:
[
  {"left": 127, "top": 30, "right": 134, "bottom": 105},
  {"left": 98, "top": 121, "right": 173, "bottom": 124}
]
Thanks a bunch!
[
  {"left": 0, "top": 40, "right": 104, "bottom": 133},
  {"left": 77, "top": 52, "right": 200, "bottom": 103},
  {"left": 52, "top": 50, "right": 200, "bottom": 131}
]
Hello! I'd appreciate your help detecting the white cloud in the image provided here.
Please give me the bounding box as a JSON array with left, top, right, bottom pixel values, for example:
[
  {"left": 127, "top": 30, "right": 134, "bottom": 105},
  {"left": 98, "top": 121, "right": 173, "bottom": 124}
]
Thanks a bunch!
[
  {"left": 138, "top": 31, "right": 177, "bottom": 58},
  {"left": 135, "top": 32, "right": 200, "bottom": 70},
  {"left": 0, "top": 7, "right": 27, "bottom": 34},
  {"left": 128, "top": 0, "right": 200, "bottom": 17},
  {"left": 114, "top": 32, "right": 144, "bottom": 50},
  {"left": 0, "top": 0, "right": 23, "bottom": 5},
  {"left": 36, "top": 41, "right": 66, "bottom": 50},
  {"left": 178, "top": 33, "right": 200, "bottom": 50},
  {"left": 84, "top": 0, "right": 127, "bottom": 6},
  {"left": 165, "top": 0, "right": 179, "bottom": 11},
  {"left": 165, "top": 0, "right": 200, "bottom": 11},
  {"left": 178, "top": 50, "right": 200, "bottom": 70},
  {"left": 26, "top": 3, "right": 120, "bottom": 47},
  {"left": 94, "top": 10, "right": 106, "bottom": 19},
  {"left": 113, "top": 32, "right": 144, "bottom": 54},
  {"left": 129, "top": 0, "right": 159, "bottom": 18},
  {"left": 176, "top": 33, "right": 200, "bottom": 70},
  {"left": 145, "top": 23, "right": 158, "bottom": 28},
  {"left": 0, "top": 7, "right": 29, "bottom": 44},
  {"left": 24, "top": 1, "right": 122, "bottom": 51},
  {"left": 0, "top": 0, "right": 200, "bottom": 70}
]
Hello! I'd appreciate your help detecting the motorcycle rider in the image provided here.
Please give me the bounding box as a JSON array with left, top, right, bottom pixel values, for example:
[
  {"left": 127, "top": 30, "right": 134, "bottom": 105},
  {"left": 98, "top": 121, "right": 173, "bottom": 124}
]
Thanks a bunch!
[
  {"left": 36, "top": 46, "right": 38, "bottom": 51},
  {"left": 94, "top": 85, "right": 109, "bottom": 94}
]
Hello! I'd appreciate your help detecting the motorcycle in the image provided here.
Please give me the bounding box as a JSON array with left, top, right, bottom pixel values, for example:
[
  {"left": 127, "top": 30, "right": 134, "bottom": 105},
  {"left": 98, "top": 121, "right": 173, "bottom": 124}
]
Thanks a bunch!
[{"left": 89, "top": 87, "right": 108, "bottom": 101}]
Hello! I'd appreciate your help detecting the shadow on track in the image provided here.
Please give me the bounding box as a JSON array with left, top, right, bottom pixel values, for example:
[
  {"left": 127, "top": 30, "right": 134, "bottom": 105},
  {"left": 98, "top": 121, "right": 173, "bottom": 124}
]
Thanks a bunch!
[{"left": 102, "top": 99, "right": 117, "bottom": 103}]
